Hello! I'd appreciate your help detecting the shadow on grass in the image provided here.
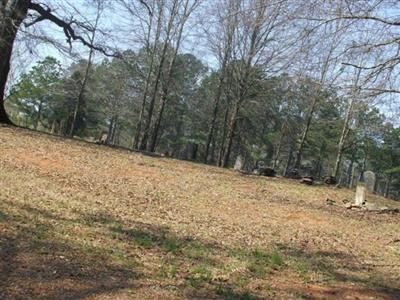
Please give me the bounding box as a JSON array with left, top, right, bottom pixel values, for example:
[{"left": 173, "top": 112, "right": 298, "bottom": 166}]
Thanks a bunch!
[
  {"left": 278, "top": 245, "right": 400, "bottom": 299},
  {"left": 104, "top": 214, "right": 400, "bottom": 299},
  {"left": 108, "top": 221, "right": 269, "bottom": 299},
  {"left": 1, "top": 203, "right": 399, "bottom": 299},
  {"left": 0, "top": 210, "right": 7, "bottom": 222},
  {"left": 0, "top": 207, "right": 140, "bottom": 300}
]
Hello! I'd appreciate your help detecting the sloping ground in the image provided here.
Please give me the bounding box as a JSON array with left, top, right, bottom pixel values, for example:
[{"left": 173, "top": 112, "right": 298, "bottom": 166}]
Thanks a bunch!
[{"left": 0, "top": 125, "right": 399, "bottom": 300}]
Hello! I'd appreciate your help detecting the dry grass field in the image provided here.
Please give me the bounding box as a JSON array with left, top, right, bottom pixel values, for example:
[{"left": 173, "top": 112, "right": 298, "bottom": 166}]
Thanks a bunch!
[{"left": 0, "top": 125, "right": 399, "bottom": 299}]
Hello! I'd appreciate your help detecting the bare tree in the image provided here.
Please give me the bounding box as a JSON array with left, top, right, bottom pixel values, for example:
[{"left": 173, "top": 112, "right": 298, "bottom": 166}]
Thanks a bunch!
[
  {"left": 147, "top": 0, "right": 201, "bottom": 152},
  {"left": 69, "top": 0, "right": 105, "bottom": 137},
  {"left": 332, "top": 67, "right": 362, "bottom": 179},
  {"left": 292, "top": 14, "right": 348, "bottom": 170},
  {"left": 202, "top": 0, "right": 237, "bottom": 163},
  {"left": 123, "top": 0, "right": 165, "bottom": 149},
  {"left": 220, "top": 0, "right": 293, "bottom": 167},
  {"left": 0, "top": 0, "right": 148, "bottom": 124},
  {"left": 310, "top": 1, "right": 400, "bottom": 111},
  {"left": 138, "top": 0, "right": 180, "bottom": 150}
]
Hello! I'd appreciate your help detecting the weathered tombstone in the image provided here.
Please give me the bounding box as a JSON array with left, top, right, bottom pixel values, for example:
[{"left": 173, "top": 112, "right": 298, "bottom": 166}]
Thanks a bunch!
[
  {"left": 355, "top": 183, "right": 366, "bottom": 206},
  {"left": 286, "top": 168, "right": 301, "bottom": 179},
  {"left": 363, "top": 171, "right": 376, "bottom": 194},
  {"left": 50, "top": 120, "right": 57, "bottom": 134},
  {"left": 255, "top": 167, "right": 276, "bottom": 177},
  {"left": 98, "top": 133, "right": 108, "bottom": 144},
  {"left": 301, "top": 176, "right": 314, "bottom": 185},
  {"left": 324, "top": 176, "right": 337, "bottom": 185},
  {"left": 234, "top": 155, "right": 244, "bottom": 171},
  {"left": 252, "top": 160, "right": 276, "bottom": 177}
]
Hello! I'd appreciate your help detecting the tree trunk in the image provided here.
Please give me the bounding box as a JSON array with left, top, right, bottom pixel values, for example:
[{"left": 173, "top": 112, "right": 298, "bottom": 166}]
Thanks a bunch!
[
  {"left": 218, "top": 1, "right": 263, "bottom": 168},
  {"left": 220, "top": 50, "right": 254, "bottom": 168},
  {"left": 110, "top": 116, "right": 118, "bottom": 145},
  {"left": 384, "top": 174, "right": 392, "bottom": 198},
  {"left": 106, "top": 116, "right": 115, "bottom": 145},
  {"left": 139, "top": 0, "right": 179, "bottom": 150},
  {"left": 221, "top": 102, "right": 239, "bottom": 168},
  {"left": 68, "top": 52, "right": 93, "bottom": 137},
  {"left": 0, "top": 0, "right": 31, "bottom": 124},
  {"left": 204, "top": 57, "right": 231, "bottom": 163},
  {"left": 171, "top": 108, "right": 184, "bottom": 157},
  {"left": 284, "top": 146, "right": 293, "bottom": 176},
  {"left": 59, "top": 119, "right": 65, "bottom": 136},
  {"left": 190, "top": 143, "right": 198, "bottom": 160},
  {"left": 332, "top": 70, "right": 360, "bottom": 179},
  {"left": 147, "top": 0, "right": 190, "bottom": 153},
  {"left": 346, "top": 156, "right": 354, "bottom": 187},
  {"left": 294, "top": 95, "right": 318, "bottom": 169},
  {"left": 332, "top": 127, "right": 347, "bottom": 179},
  {"left": 349, "top": 161, "right": 357, "bottom": 189},
  {"left": 272, "top": 122, "right": 287, "bottom": 170},
  {"left": 359, "top": 158, "right": 366, "bottom": 181},
  {"left": 218, "top": 105, "right": 230, "bottom": 167},
  {"left": 204, "top": 0, "right": 236, "bottom": 163},
  {"left": 204, "top": 79, "right": 223, "bottom": 163},
  {"left": 68, "top": 7, "right": 101, "bottom": 137},
  {"left": 147, "top": 88, "right": 167, "bottom": 152},
  {"left": 132, "top": 3, "right": 162, "bottom": 150},
  {"left": 209, "top": 125, "right": 218, "bottom": 164},
  {"left": 314, "top": 143, "right": 325, "bottom": 179},
  {"left": 132, "top": 56, "right": 154, "bottom": 149}
]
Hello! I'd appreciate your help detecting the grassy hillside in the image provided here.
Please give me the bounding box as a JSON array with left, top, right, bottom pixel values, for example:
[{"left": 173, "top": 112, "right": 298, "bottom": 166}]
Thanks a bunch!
[{"left": 0, "top": 125, "right": 399, "bottom": 300}]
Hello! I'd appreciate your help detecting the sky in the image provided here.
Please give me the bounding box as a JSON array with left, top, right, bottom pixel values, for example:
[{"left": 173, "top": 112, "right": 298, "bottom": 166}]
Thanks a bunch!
[{"left": 12, "top": 0, "right": 215, "bottom": 71}]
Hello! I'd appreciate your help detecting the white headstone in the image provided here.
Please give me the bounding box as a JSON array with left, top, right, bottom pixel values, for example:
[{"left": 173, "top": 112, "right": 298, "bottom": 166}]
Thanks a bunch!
[
  {"left": 363, "top": 171, "right": 376, "bottom": 194},
  {"left": 234, "top": 155, "right": 244, "bottom": 171},
  {"left": 355, "top": 184, "right": 366, "bottom": 206}
]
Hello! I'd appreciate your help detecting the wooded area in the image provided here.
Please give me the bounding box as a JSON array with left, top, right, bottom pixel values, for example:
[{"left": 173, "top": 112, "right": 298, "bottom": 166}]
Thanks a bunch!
[{"left": 2, "top": 0, "right": 400, "bottom": 199}]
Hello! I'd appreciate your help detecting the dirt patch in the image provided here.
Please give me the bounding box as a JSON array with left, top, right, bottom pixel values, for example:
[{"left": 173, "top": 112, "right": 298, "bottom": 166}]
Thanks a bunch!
[{"left": 14, "top": 152, "right": 71, "bottom": 173}]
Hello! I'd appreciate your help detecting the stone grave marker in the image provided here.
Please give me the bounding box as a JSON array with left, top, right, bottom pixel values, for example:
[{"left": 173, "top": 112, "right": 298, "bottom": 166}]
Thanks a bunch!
[
  {"left": 234, "top": 155, "right": 244, "bottom": 171},
  {"left": 355, "top": 183, "right": 366, "bottom": 206},
  {"left": 363, "top": 171, "right": 376, "bottom": 194}
]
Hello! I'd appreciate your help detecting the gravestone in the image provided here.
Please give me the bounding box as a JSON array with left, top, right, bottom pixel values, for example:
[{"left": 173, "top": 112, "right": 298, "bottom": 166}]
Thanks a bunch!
[
  {"left": 286, "top": 168, "right": 301, "bottom": 179},
  {"left": 260, "top": 167, "right": 276, "bottom": 177},
  {"left": 98, "top": 133, "right": 108, "bottom": 144},
  {"left": 255, "top": 160, "right": 267, "bottom": 168},
  {"left": 254, "top": 167, "right": 276, "bottom": 177},
  {"left": 324, "top": 176, "right": 337, "bottom": 185},
  {"left": 234, "top": 155, "right": 244, "bottom": 171},
  {"left": 301, "top": 176, "right": 313, "bottom": 185},
  {"left": 363, "top": 171, "right": 376, "bottom": 194},
  {"left": 355, "top": 184, "right": 366, "bottom": 206}
]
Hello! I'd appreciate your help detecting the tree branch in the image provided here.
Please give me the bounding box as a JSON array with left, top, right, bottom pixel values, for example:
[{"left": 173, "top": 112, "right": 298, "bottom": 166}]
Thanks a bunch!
[
  {"left": 339, "top": 14, "right": 400, "bottom": 26},
  {"left": 139, "top": 0, "right": 153, "bottom": 16},
  {"left": 27, "top": 2, "right": 120, "bottom": 57},
  {"left": 342, "top": 57, "right": 400, "bottom": 71}
]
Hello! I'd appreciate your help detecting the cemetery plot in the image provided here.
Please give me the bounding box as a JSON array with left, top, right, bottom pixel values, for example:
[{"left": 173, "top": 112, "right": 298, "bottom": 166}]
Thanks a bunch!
[{"left": 0, "top": 126, "right": 399, "bottom": 300}]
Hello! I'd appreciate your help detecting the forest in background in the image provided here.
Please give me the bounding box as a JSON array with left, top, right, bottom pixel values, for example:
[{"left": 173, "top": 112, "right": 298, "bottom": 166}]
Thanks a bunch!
[{"left": 2, "top": 0, "right": 400, "bottom": 199}]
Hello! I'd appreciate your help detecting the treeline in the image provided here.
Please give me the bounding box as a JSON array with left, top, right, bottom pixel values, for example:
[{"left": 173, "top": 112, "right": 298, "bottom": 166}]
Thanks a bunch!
[{"left": 6, "top": 52, "right": 400, "bottom": 199}]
